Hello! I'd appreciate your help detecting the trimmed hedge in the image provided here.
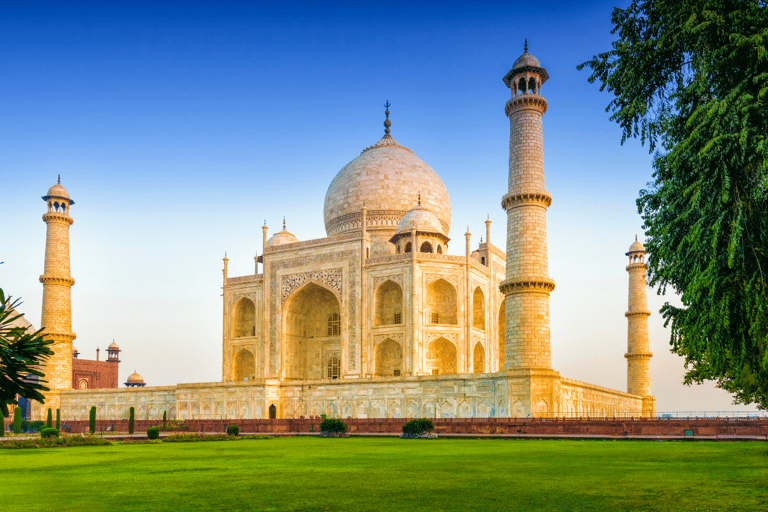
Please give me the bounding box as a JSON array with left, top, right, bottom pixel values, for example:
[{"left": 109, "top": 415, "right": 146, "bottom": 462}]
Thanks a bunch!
[
  {"left": 56, "top": 409, "right": 60, "bottom": 430},
  {"left": 1, "top": 435, "right": 111, "bottom": 449},
  {"left": 226, "top": 424, "right": 240, "bottom": 436},
  {"left": 319, "top": 418, "right": 347, "bottom": 434},
  {"left": 89, "top": 406, "right": 96, "bottom": 434},
  {"left": 146, "top": 427, "right": 160, "bottom": 440},
  {"left": 41, "top": 428, "right": 59, "bottom": 439},
  {"left": 402, "top": 418, "right": 435, "bottom": 436},
  {"left": 12, "top": 408, "right": 21, "bottom": 434},
  {"left": 46, "top": 408, "right": 53, "bottom": 428},
  {"left": 128, "top": 407, "right": 135, "bottom": 435}
]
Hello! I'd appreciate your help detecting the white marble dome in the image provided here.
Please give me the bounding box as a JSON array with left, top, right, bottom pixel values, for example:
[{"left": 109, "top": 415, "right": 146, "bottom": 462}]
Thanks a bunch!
[
  {"left": 324, "top": 134, "right": 451, "bottom": 237},
  {"left": 628, "top": 240, "right": 646, "bottom": 253},
  {"left": 396, "top": 205, "right": 445, "bottom": 236},
  {"left": 267, "top": 226, "right": 299, "bottom": 247}
]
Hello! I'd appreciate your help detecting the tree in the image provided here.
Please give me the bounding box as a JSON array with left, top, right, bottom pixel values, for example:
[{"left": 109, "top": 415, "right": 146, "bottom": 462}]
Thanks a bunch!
[
  {"left": 56, "top": 408, "right": 60, "bottom": 430},
  {"left": 0, "top": 288, "right": 54, "bottom": 417},
  {"left": 579, "top": 0, "right": 768, "bottom": 407},
  {"left": 0, "top": 410, "right": 5, "bottom": 437},
  {"left": 128, "top": 407, "right": 135, "bottom": 435},
  {"left": 46, "top": 408, "right": 52, "bottom": 428},
  {"left": 12, "top": 407, "right": 21, "bottom": 433},
  {"left": 89, "top": 406, "right": 96, "bottom": 434}
]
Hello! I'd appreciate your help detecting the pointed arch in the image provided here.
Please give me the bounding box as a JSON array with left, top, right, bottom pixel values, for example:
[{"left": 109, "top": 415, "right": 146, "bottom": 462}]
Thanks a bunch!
[
  {"left": 283, "top": 281, "right": 341, "bottom": 380},
  {"left": 374, "top": 279, "right": 403, "bottom": 326},
  {"left": 427, "top": 278, "right": 457, "bottom": 325},
  {"left": 473, "top": 342, "right": 485, "bottom": 373},
  {"left": 233, "top": 297, "right": 256, "bottom": 337},
  {"left": 472, "top": 287, "right": 485, "bottom": 330},
  {"left": 375, "top": 338, "right": 403, "bottom": 377},
  {"left": 233, "top": 348, "right": 256, "bottom": 381},
  {"left": 420, "top": 241, "right": 433, "bottom": 253},
  {"left": 426, "top": 337, "right": 457, "bottom": 375}
]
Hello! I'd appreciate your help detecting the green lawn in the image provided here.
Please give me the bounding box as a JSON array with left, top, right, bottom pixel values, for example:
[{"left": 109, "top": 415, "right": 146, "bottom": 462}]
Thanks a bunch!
[{"left": 1, "top": 437, "right": 766, "bottom": 512}]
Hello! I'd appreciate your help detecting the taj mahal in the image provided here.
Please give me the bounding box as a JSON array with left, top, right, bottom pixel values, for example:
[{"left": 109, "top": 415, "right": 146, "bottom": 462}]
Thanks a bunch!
[{"left": 32, "top": 46, "right": 656, "bottom": 421}]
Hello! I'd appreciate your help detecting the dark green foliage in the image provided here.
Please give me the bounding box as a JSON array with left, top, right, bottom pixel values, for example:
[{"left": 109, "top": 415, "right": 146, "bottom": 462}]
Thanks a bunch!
[
  {"left": 89, "top": 406, "right": 96, "bottom": 434},
  {"left": 40, "top": 427, "right": 59, "bottom": 439},
  {"left": 158, "top": 420, "right": 189, "bottom": 432},
  {"left": 128, "top": 407, "right": 134, "bottom": 435},
  {"left": 56, "top": 408, "right": 60, "bottom": 430},
  {"left": 12, "top": 407, "right": 21, "bottom": 433},
  {"left": 0, "top": 288, "right": 55, "bottom": 417},
  {"left": 226, "top": 424, "right": 239, "bottom": 436},
  {"left": 318, "top": 418, "right": 347, "bottom": 433},
  {"left": 0, "top": 411, "right": 5, "bottom": 437},
  {"left": 162, "top": 410, "right": 166, "bottom": 425},
  {"left": 402, "top": 418, "right": 435, "bottom": 436},
  {"left": 579, "top": 0, "right": 768, "bottom": 407},
  {"left": 46, "top": 408, "right": 52, "bottom": 428},
  {"left": 20, "top": 420, "right": 44, "bottom": 433},
  {"left": 1, "top": 434, "right": 111, "bottom": 449},
  {"left": 146, "top": 427, "right": 160, "bottom": 440}
]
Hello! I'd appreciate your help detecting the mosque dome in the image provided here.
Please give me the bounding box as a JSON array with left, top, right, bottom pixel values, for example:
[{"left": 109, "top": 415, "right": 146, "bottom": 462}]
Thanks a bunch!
[
  {"left": 323, "top": 110, "right": 451, "bottom": 238},
  {"left": 108, "top": 341, "right": 120, "bottom": 350},
  {"left": 126, "top": 371, "right": 144, "bottom": 384},
  {"left": 628, "top": 240, "right": 646, "bottom": 253},
  {"left": 395, "top": 205, "right": 445, "bottom": 236},
  {"left": 266, "top": 223, "right": 299, "bottom": 247}
]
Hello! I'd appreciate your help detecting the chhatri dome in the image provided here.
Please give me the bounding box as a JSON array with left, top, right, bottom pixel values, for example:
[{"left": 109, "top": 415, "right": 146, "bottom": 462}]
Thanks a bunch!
[
  {"left": 628, "top": 239, "right": 646, "bottom": 253},
  {"left": 323, "top": 102, "right": 451, "bottom": 249},
  {"left": 266, "top": 218, "right": 299, "bottom": 247}
]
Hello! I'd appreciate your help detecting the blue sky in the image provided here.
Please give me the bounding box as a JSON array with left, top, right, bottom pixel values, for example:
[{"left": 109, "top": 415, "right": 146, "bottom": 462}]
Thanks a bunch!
[{"left": 1, "top": 1, "right": 754, "bottom": 412}]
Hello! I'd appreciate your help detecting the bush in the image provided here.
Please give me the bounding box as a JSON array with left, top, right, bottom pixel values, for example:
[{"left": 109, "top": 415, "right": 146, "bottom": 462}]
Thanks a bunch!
[
  {"left": 128, "top": 407, "right": 135, "bottom": 435},
  {"left": 319, "top": 418, "right": 347, "bottom": 434},
  {"left": 20, "top": 420, "right": 45, "bottom": 433},
  {"left": 89, "top": 406, "right": 96, "bottom": 434},
  {"left": 56, "top": 409, "right": 60, "bottom": 430},
  {"left": 46, "top": 408, "right": 53, "bottom": 428},
  {"left": 402, "top": 418, "right": 435, "bottom": 437},
  {"left": 226, "top": 424, "right": 240, "bottom": 436},
  {"left": 40, "top": 428, "right": 59, "bottom": 439},
  {"left": 146, "top": 427, "right": 160, "bottom": 440},
  {"left": 158, "top": 420, "right": 189, "bottom": 432},
  {"left": 1, "top": 435, "right": 111, "bottom": 449},
  {"left": 1, "top": 412, "right": 5, "bottom": 437},
  {"left": 162, "top": 410, "right": 167, "bottom": 425}
]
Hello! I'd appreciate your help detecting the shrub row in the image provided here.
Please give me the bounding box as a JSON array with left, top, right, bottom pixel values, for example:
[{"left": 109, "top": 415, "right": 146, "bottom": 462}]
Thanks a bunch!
[
  {"left": 402, "top": 418, "right": 435, "bottom": 437},
  {"left": 0, "top": 435, "right": 112, "bottom": 449}
]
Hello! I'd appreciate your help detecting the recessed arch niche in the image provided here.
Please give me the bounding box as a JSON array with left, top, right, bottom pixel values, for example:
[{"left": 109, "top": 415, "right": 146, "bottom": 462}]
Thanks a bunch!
[
  {"left": 374, "top": 338, "right": 402, "bottom": 377},
  {"left": 472, "top": 287, "right": 485, "bottom": 330},
  {"left": 233, "top": 348, "right": 256, "bottom": 381},
  {"left": 427, "top": 279, "right": 457, "bottom": 324},
  {"left": 374, "top": 280, "right": 403, "bottom": 326},
  {"left": 473, "top": 342, "right": 485, "bottom": 373},
  {"left": 233, "top": 297, "right": 256, "bottom": 338},
  {"left": 283, "top": 282, "right": 341, "bottom": 380},
  {"left": 498, "top": 298, "right": 506, "bottom": 370},
  {"left": 426, "top": 337, "right": 457, "bottom": 375}
]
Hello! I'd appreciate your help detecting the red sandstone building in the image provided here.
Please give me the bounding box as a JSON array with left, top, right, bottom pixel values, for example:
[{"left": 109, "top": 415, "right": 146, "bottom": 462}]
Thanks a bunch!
[{"left": 72, "top": 342, "right": 120, "bottom": 389}]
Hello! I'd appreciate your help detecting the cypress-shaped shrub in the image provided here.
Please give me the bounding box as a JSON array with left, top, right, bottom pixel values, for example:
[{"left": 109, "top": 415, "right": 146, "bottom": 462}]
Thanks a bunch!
[
  {"left": 226, "top": 424, "right": 239, "bottom": 436},
  {"left": 12, "top": 408, "right": 21, "bottom": 434},
  {"left": 46, "top": 408, "right": 53, "bottom": 428},
  {"left": 89, "top": 406, "right": 96, "bottom": 434},
  {"left": 40, "top": 427, "right": 59, "bottom": 439},
  {"left": 1, "top": 411, "right": 5, "bottom": 437},
  {"left": 163, "top": 410, "right": 167, "bottom": 426},
  {"left": 318, "top": 418, "right": 347, "bottom": 434},
  {"left": 56, "top": 409, "right": 60, "bottom": 430},
  {"left": 128, "top": 407, "right": 135, "bottom": 435},
  {"left": 146, "top": 426, "right": 160, "bottom": 440}
]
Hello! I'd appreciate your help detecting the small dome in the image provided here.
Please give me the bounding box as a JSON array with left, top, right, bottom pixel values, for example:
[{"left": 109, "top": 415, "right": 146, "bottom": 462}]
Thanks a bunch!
[
  {"left": 628, "top": 240, "right": 646, "bottom": 253},
  {"left": 126, "top": 371, "right": 144, "bottom": 384},
  {"left": 513, "top": 51, "right": 541, "bottom": 70},
  {"left": 266, "top": 227, "right": 299, "bottom": 247},
  {"left": 396, "top": 206, "right": 444, "bottom": 235},
  {"left": 46, "top": 182, "right": 70, "bottom": 199},
  {"left": 108, "top": 341, "right": 119, "bottom": 351}
]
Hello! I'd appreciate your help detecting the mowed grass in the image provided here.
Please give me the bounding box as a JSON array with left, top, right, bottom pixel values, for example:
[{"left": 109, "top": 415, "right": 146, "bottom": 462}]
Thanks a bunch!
[{"left": 1, "top": 437, "right": 767, "bottom": 512}]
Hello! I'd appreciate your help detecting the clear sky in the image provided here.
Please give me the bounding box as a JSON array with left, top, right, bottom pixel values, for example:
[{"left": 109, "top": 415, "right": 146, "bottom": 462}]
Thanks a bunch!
[{"left": 1, "top": 1, "right": 756, "bottom": 413}]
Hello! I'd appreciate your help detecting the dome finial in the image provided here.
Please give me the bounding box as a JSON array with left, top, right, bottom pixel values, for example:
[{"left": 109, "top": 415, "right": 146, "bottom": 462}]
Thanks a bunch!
[
  {"left": 283, "top": 216, "right": 286, "bottom": 229},
  {"left": 384, "top": 100, "right": 391, "bottom": 136},
  {"left": 524, "top": 39, "right": 528, "bottom": 53},
  {"left": 635, "top": 234, "right": 638, "bottom": 242},
  {"left": 418, "top": 191, "right": 421, "bottom": 206},
  {"left": 57, "top": 174, "right": 61, "bottom": 184}
]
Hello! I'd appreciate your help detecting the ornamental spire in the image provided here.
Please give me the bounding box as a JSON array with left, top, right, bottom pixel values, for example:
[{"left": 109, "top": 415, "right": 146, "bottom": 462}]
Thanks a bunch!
[
  {"left": 384, "top": 100, "right": 391, "bottom": 136},
  {"left": 524, "top": 39, "right": 528, "bottom": 53}
]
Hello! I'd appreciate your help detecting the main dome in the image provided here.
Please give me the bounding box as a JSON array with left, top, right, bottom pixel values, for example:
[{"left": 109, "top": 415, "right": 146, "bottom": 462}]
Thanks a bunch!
[{"left": 324, "top": 134, "right": 451, "bottom": 237}]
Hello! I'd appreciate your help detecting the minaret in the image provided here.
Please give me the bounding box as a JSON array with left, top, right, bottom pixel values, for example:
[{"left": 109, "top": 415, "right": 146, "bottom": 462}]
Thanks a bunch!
[
  {"left": 625, "top": 238, "right": 655, "bottom": 417},
  {"left": 500, "top": 42, "right": 555, "bottom": 370},
  {"left": 39, "top": 177, "right": 76, "bottom": 393}
]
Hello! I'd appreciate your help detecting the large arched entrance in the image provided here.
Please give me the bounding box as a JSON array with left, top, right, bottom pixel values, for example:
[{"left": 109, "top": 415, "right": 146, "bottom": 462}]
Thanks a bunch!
[{"left": 283, "top": 282, "right": 341, "bottom": 380}]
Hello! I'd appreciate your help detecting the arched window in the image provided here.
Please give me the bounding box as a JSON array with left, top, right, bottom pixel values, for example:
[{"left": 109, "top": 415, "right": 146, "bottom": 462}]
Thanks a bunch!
[
  {"left": 436, "top": 245, "right": 443, "bottom": 254},
  {"left": 404, "top": 242, "right": 412, "bottom": 253},
  {"left": 427, "top": 337, "right": 457, "bottom": 375},
  {"left": 375, "top": 339, "right": 402, "bottom": 377},
  {"left": 327, "top": 312, "right": 340, "bottom": 336},
  {"left": 375, "top": 280, "right": 403, "bottom": 326},
  {"left": 327, "top": 356, "right": 340, "bottom": 379},
  {"left": 473, "top": 342, "right": 485, "bottom": 373},
  {"left": 427, "top": 279, "right": 457, "bottom": 324},
  {"left": 420, "top": 241, "right": 433, "bottom": 253},
  {"left": 472, "top": 287, "right": 485, "bottom": 330},
  {"left": 518, "top": 77, "right": 526, "bottom": 94},
  {"left": 528, "top": 77, "right": 537, "bottom": 94},
  {"left": 233, "top": 298, "right": 256, "bottom": 337}
]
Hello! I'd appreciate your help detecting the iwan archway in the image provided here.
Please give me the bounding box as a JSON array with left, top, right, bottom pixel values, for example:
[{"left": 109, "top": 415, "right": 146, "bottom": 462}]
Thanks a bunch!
[{"left": 282, "top": 281, "right": 342, "bottom": 380}]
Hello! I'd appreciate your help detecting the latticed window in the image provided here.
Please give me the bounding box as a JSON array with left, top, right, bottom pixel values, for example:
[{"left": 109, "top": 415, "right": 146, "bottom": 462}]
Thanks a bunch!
[
  {"left": 393, "top": 369, "right": 401, "bottom": 377},
  {"left": 431, "top": 312, "right": 439, "bottom": 324},
  {"left": 327, "top": 356, "right": 340, "bottom": 379},
  {"left": 393, "top": 313, "right": 402, "bottom": 324},
  {"left": 327, "top": 312, "right": 340, "bottom": 336}
]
